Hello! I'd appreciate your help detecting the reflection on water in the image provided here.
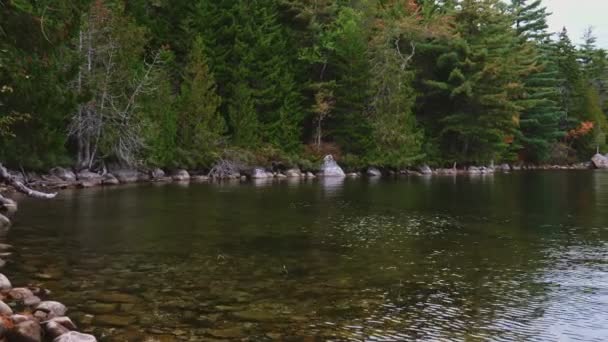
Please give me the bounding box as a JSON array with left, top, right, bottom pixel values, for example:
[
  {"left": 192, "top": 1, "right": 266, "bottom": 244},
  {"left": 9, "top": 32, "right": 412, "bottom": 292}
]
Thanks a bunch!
[{"left": 7, "top": 171, "right": 608, "bottom": 341}]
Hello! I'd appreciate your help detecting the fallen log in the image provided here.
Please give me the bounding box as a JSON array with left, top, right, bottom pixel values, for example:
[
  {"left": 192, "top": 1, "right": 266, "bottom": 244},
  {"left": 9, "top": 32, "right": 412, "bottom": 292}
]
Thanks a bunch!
[{"left": 0, "top": 163, "right": 57, "bottom": 229}]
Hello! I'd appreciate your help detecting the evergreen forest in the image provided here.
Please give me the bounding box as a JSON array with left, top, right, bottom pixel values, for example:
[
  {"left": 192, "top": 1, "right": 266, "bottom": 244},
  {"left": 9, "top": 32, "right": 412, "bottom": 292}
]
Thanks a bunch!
[{"left": 2, "top": 0, "right": 608, "bottom": 171}]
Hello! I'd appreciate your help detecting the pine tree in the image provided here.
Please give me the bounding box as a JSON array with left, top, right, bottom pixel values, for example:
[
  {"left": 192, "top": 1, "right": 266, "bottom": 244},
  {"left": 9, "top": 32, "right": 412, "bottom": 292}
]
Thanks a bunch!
[
  {"left": 423, "top": 0, "right": 522, "bottom": 163},
  {"left": 177, "top": 36, "right": 225, "bottom": 166},
  {"left": 510, "top": 0, "right": 565, "bottom": 162}
]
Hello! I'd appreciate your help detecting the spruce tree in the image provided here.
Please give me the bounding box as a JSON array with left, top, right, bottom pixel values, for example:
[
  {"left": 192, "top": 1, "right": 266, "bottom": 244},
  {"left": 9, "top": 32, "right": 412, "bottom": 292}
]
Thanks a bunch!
[
  {"left": 510, "top": 0, "right": 565, "bottom": 162},
  {"left": 423, "top": 0, "right": 522, "bottom": 163},
  {"left": 177, "top": 36, "right": 225, "bottom": 166}
]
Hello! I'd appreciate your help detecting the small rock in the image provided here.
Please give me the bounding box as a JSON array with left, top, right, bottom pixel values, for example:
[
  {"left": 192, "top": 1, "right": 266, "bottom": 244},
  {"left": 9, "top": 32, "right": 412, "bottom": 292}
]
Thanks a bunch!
[
  {"left": 101, "top": 174, "right": 119, "bottom": 186},
  {"left": 12, "top": 319, "right": 41, "bottom": 342},
  {"left": 9, "top": 287, "right": 34, "bottom": 300},
  {"left": 251, "top": 168, "right": 270, "bottom": 179},
  {"left": 53, "top": 331, "right": 97, "bottom": 342},
  {"left": 171, "top": 170, "right": 190, "bottom": 182},
  {"left": 111, "top": 169, "right": 139, "bottom": 183},
  {"left": 468, "top": 166, "right": 481, "bottom": 174},
  {"left": 346, "top": 172, "right": 359, "bottom": 178},
  {"left": 305, "top": 172, "right": 315, "bottom": 179},
  {"left": 418, "top": 164, "right": 433, "bottom": 175},
  {"left": 150, "top": 168, "right": 165, "bottom": 179},
  {"left": 34, "top": 301, "right": 67, "bottom": 320},
  {"left": 49, "top": 167, "right": 76, "bottom": 182},
  {"left": 0, "top": 301, "right": 12, "bottom": 315},
  {"left": 0, "top": 273, "right": 11, "bottom": 290},
  {"left": 367, "top": 167, "right": 382, "bottom": 177},
  {"left": 0, "top": 244, "right": 12, "bottom": 252},
  {"left": 190, "top": 175, "right": 209, "bottom": 182},
  {"left": 285, "top": 168, "right": 302, "bottom": 177},
  {"left": 76, "top": 170, "right": 102, "bottom": 185},
  {"left": 44, "top": 321, "right": 69, "bottom": 339},
  {"left": 47, "top": 316, "right": 77, "bottom": 330}
]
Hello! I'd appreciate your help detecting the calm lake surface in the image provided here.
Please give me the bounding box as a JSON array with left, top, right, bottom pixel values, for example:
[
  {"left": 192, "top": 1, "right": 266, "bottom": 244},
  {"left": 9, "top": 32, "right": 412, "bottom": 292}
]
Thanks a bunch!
[{"left": 6, "top": 171, "right": 608, "bottom": 341}]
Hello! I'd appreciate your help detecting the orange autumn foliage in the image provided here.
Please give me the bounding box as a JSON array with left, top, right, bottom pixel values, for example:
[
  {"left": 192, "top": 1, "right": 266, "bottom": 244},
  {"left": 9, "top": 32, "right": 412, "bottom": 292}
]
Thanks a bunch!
[{"left": 566, "top": 121, "right": 594, "bottom": 140}]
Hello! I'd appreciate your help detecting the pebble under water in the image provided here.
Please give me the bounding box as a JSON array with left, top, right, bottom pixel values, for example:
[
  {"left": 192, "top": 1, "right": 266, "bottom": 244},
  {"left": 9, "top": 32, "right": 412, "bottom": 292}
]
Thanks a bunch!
[{"left": 6, "top": 171, "right": 608, "bottom": 341}]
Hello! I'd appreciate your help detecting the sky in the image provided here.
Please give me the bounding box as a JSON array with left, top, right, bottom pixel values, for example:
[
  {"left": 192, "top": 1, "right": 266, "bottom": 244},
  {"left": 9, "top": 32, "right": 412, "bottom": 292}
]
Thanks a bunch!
[{"left": 544, "top": 0, "right": 608, "bottom": 47}]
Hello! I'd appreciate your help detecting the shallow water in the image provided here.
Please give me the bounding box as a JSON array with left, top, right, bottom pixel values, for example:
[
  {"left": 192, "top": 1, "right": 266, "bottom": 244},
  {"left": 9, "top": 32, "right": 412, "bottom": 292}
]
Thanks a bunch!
[{"left": 6, "top": 171, "right": 608, "bottom": 341}]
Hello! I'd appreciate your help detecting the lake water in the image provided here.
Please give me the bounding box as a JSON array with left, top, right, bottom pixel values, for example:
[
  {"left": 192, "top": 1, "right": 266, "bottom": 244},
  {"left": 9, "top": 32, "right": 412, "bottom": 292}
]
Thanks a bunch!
[{"left": 6, "top": 171, "right": 608, "bottom": 341}]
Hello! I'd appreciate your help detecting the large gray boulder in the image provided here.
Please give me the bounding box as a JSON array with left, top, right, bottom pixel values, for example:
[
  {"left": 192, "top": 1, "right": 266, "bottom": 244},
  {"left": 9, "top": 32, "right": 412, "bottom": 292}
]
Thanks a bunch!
[
  {"left": 591, "top": 153, "right": 608, "bottom": 169},
  {"left": 318, "top": 155, "right": 345, "bottom": 177}
]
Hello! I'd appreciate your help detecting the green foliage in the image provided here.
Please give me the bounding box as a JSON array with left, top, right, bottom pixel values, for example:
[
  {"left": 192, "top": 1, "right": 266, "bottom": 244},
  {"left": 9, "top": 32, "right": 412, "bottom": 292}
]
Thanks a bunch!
[{"left": 1, "top": 0, "right": 607, "bottom": 170}]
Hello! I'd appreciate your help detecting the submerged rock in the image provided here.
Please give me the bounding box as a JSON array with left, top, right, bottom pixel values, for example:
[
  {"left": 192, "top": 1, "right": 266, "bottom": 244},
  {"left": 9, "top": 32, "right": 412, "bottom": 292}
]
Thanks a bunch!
[
  {"left": 318, "top": 155, "right": 345, "bottom": 177},
  {"left": 84, "top": 303, "right": 116, "bottom": 315},
  {"left": 591, "top": 153, "right": 608, "bottom": 169},
  {"left": 92, "top": 292, "right": 139, "bottom": 304},
  {"left": 92, "top": 314, "right": 136, "bottom": 327}
]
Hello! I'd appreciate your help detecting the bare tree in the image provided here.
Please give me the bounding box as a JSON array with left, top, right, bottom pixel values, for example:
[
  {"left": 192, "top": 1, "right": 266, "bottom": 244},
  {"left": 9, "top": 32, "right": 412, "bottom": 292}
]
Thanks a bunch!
[{"left": 69, "top": 1, "right": 161, "bottom": 170}]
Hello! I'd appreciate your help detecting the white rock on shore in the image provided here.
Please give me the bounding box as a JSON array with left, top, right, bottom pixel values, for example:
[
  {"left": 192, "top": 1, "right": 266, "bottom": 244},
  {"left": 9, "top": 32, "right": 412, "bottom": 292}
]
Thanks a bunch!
[
  {"left": 591, "top": 153, "right": 608, "bottom": 169},
  {"left": 318, "top": 155, "right": 345, "bottom": 177}
]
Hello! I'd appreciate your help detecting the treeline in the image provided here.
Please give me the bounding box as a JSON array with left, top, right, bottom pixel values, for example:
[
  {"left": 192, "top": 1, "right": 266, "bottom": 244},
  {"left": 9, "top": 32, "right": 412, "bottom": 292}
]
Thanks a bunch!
[{"left": 1, "top": 0, "right": 607, "bottom": 171}]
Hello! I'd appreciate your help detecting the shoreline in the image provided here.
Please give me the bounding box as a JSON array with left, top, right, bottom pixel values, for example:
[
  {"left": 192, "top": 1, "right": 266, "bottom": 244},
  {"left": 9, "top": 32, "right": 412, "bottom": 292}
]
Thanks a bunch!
[{"left": 0, "top": 160, "right": 599, "bottom": 194}]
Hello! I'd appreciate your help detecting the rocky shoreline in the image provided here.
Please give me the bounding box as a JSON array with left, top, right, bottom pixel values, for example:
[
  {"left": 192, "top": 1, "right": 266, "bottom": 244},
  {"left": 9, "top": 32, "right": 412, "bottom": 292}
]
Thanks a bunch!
[
  {"left": 2, "top": 154, "right": 606, "bottom": 194},
  {"left": 0, "top": 248, "right": 97, "bottom": 341}
]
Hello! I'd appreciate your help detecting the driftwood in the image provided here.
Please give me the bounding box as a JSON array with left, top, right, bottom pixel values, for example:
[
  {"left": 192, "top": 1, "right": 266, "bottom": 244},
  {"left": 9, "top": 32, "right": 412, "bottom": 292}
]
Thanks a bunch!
[
  {"left": 0, "top": 163, "right": 57, "bottom": 228},
  {"left": 0, "top": 164, "right": 57, "bottom": 199},
  {"left": 207, "top": 159, "right": 242, "bottom": 179}
]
